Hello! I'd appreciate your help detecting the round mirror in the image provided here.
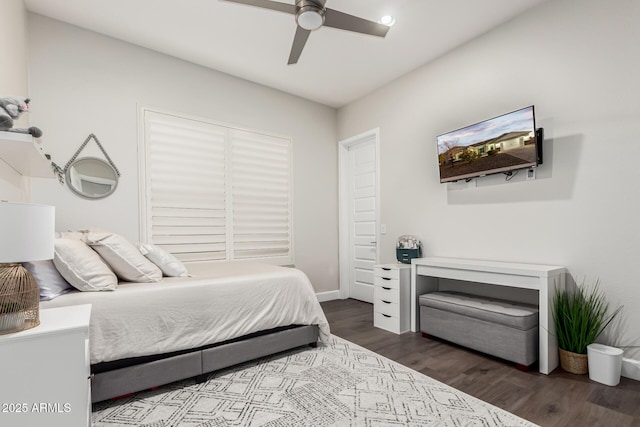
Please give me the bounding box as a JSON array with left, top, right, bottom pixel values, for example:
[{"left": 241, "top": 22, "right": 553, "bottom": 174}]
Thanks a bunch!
[{"left": 65, "top": 157, "right": 119, "bottom": 199}]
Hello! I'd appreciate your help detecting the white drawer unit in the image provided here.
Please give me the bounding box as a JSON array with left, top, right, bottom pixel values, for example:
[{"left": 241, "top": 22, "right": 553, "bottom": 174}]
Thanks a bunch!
[
  {"left": 373, "top": 263, "right": 411, "bottom": 334},
  {"left": 0, "top": 304, "right": 92, "bottom": 427}
]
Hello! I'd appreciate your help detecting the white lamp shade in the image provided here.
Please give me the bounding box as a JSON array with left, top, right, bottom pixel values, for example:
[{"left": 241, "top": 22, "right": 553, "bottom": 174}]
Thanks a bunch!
[{"left": 0, "top": 202, "right": 55, "bottom": 263}]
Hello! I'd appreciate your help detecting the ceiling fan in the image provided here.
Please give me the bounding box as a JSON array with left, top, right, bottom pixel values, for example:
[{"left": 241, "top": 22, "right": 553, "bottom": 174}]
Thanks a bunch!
[{"left": 221, "top": 0, "right": 390, "bottom": 65}]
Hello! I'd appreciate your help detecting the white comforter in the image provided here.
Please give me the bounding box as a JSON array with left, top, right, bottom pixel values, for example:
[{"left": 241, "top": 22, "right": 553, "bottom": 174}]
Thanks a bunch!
[{"left": 41, "top": 261, "right": 330, "bottom": 364}]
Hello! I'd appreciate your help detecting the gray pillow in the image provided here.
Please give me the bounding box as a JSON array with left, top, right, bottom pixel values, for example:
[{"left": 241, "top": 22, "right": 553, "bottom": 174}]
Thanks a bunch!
[{"left": 23, "top": 260, "right": 73, "bottom": 301}]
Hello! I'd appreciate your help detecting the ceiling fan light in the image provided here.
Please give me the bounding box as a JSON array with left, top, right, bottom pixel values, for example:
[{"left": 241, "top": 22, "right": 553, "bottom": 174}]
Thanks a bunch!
[{"left": 297, "top": 8, "right": 324, "bottom": 31}]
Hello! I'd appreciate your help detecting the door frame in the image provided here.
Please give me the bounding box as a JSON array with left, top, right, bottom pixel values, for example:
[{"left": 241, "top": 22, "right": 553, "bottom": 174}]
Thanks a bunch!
[{"left": 338, "top": 128, "right": 380, "bottom": 300}]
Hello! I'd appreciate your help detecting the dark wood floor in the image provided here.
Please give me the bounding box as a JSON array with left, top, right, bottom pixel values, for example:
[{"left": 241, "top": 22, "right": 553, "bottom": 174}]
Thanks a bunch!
[{"left": 320, "top": 299, "right": 640, "bottom": 427}]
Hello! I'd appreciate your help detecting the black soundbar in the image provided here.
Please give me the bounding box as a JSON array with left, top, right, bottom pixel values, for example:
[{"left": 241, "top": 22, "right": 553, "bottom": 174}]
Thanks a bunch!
[{"left": 536, "top": 127, "right": 544, "bottom": 165}]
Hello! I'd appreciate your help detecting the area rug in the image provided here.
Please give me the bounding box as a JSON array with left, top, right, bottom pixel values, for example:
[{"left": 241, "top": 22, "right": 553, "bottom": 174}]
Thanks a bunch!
[{"left": 92, "top": 335, "right": 536, "bottom": 427}]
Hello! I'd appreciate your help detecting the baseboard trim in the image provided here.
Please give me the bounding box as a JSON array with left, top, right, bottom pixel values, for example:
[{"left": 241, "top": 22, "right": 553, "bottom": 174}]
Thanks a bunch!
[
  {"left": 622, "top": 358, "right": 640, "bottom": 381},
  {"left": 316, "top": 290, "right": 341, "bottom": 302}
]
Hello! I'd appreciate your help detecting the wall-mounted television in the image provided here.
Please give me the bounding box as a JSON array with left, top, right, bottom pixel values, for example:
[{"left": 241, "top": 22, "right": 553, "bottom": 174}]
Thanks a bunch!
[{"left": 437, "top": 106, "right": 541, "bottom": 183}]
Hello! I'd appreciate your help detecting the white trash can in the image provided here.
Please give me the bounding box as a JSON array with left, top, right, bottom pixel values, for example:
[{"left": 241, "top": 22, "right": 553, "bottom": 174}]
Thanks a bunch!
[{"left": 587, "top": 343, "right": 623, "bottom": 386}]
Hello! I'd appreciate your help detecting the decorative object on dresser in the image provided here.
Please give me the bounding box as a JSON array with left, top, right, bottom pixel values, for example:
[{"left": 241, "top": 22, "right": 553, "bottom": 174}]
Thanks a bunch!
[
  {"left": 552, "top": 279, "right": 622, "bottom": 374},
  {"left": 373, "top": 263, "right": 411, "bottom": 334},
  {"left": 396, "top": 235, "right": 422, "bottom": 264},
  {"left": 0, "top": 202, "right": 55, "bottom": 334}
]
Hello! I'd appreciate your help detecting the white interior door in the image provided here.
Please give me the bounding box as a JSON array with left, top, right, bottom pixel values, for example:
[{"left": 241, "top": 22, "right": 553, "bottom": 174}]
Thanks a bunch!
[{"left": 345, "top": 135, "right": 378, "bottom": 303}]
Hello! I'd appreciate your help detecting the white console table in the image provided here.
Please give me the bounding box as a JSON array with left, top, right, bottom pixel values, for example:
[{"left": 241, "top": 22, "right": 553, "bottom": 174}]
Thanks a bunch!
[{"left": 411, "top": 257, "right": 565, "bottom": 374}]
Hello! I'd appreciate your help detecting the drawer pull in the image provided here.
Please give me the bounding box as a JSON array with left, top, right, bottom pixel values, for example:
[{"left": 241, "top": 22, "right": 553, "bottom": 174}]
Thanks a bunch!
[
  {"left": 382, "top": 287, "right": 391, "bottom": 290},
  {"left": 382, "top": 267, "right": 391, "bottom": 271},
  {"left": 382, "top": 277, "right": 391, "bottom": 281},
  {"left": 382, "top": 314, "right": 391, "bottom": 318},
  {"left": 382, "top": 300, "right": 391, "bottom": 304}
]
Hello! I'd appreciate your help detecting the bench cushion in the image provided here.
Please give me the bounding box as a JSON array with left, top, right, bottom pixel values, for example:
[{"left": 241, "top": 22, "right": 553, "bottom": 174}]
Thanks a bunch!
[{"left": 419, "top": 291, "right": 538, "bottom": 331}]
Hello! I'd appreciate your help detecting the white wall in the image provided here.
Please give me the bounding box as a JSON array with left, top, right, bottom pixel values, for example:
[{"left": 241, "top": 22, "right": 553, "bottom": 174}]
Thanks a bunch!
[
  {"left": 0, "top": 0, "right": 30, "bottom": 201},
  {"left": 338, "top": 0, "right": 640, "bottom": 360},
  {"left": 27, "top": 14, "right": 339, "bottom": 293}
]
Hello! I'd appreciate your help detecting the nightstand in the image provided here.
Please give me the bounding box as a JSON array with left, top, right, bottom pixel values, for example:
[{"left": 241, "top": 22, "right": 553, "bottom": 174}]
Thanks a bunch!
[
  {"left": 373, "top": 263, "right": 410, "bottom": 334},
  {"left": 0, "top": 304, "right": 92, "bottom": 427}
]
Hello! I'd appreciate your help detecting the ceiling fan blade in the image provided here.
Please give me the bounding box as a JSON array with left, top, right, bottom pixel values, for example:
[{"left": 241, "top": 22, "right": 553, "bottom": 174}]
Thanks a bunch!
[
  {"left": 324, "top": 8, "right": 390, "bottom": 37},
  {"left": 221, "top": 0, "right": 296, "bottom": 14},
  {"left": 288, "top": 26, "right": 312, "bottom": 65}
]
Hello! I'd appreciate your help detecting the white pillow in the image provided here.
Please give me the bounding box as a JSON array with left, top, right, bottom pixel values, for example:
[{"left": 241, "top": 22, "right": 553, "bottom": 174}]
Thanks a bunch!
[
  {"left": 58, "top": 230, "right": 86, "bottom": 240},
  {"left": 83, "top": 231, "right": 162, "bottom": 283},
  {"left": 23, "top": 260, "right": 74, "bottom": 301},
  {"left": 138, "top": 243, "right": 189, "bottom": 277},
  {"left": 53, "top": 238, "right": 117, "bottom": 291}
]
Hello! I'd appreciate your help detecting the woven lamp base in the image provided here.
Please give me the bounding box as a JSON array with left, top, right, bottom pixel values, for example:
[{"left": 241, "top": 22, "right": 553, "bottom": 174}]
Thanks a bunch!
[
  {"left": 559, "top": 348, "right": 588, "bottom": 374},
  {"left": 0, "top": 263, "right": 40, "bottom": 335}
]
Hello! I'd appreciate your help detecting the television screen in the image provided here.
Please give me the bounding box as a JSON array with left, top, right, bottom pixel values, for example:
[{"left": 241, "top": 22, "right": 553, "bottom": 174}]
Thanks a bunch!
[{"left": 437, "top": 106, "right": 538, "bottom": 183}]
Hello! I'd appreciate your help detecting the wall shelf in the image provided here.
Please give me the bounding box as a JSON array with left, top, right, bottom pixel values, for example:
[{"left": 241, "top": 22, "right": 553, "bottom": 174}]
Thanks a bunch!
[{"left": 0, "top": 131, "right": 53, "bottom": 177}]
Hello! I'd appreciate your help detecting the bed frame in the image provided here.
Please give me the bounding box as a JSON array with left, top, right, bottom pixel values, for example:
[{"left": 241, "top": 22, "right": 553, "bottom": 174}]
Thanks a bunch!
[{"left": 91, "top": 324, "right": 319, "bottom": 403}]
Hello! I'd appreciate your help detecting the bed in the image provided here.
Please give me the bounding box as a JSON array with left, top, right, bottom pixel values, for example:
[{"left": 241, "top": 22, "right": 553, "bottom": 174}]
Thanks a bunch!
[{"left": 40, "top": 261, "right": 330, "bottom": 402}]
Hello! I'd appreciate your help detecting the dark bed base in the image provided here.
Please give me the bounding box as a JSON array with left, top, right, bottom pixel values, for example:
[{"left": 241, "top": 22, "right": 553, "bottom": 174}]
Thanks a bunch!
[{"left": 91, "top": 324, "right": 319, "bottom": 403}]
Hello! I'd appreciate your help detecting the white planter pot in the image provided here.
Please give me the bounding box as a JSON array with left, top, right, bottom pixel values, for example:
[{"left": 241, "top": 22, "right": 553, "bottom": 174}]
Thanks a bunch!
[{"left": 587, "top": 343, "right": 623, "bottom": 386}]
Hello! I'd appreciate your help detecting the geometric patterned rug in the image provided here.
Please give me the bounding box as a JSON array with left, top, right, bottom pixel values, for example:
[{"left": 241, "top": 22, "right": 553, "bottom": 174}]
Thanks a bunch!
[{"left": 92, "top": 335, "right": 537, "bottom": 427}]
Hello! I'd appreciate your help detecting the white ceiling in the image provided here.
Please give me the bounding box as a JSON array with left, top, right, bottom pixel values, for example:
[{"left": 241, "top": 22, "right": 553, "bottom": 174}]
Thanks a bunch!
[{"left": 23, "top": 0, "right": 547, "bottom": 108}]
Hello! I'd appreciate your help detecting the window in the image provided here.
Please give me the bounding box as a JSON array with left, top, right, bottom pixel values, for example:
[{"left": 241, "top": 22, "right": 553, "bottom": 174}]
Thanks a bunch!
[{"left": 141, "top": 109, "right": 293, "bottom": 265}]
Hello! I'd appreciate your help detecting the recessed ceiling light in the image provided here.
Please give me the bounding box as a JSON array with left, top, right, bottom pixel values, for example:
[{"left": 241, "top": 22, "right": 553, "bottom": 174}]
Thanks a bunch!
[{"left": 379, "top": 15, "right": 396, "bottom": 26}]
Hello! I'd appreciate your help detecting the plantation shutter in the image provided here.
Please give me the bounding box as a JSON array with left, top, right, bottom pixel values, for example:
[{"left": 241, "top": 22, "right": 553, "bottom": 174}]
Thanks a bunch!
[
  {"left": 144, "top": 111, "right": 228, "bottom": 262},
  {"left": 231, "top": 129, "right": 292, "bottom": 263},
  {"left": 142, "top": 110, "right": 293, "bottom": 265}
]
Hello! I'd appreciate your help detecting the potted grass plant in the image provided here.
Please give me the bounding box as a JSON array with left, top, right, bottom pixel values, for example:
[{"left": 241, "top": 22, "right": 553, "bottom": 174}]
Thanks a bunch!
[{"left": 552, "top": 279, "right": 622, "bottom": 374}]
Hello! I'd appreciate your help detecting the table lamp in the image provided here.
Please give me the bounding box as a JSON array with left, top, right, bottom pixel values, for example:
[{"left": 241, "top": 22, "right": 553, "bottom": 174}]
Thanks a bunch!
[{"left": 0, "top": 202, "right": 55, "bottom": 334}]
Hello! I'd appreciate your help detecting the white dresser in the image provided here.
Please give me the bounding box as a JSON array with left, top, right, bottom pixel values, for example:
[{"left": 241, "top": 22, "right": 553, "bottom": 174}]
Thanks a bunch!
[
  {"left": 0, "top": 304, "right": 92, "bottom": 427},
  {"left": 373, "top": 263, "right": 411, "bottom": 334}
]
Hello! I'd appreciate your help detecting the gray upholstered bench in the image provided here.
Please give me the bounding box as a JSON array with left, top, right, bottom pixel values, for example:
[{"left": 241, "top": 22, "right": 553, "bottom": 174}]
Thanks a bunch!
[{"left": 419, "top": 291, "right": 539, "bottom": 368}]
